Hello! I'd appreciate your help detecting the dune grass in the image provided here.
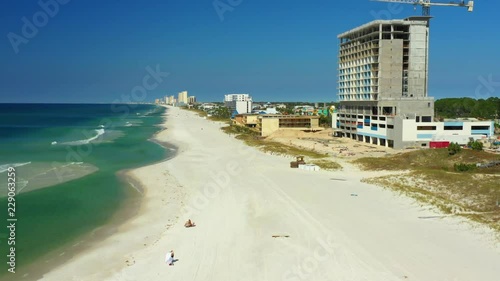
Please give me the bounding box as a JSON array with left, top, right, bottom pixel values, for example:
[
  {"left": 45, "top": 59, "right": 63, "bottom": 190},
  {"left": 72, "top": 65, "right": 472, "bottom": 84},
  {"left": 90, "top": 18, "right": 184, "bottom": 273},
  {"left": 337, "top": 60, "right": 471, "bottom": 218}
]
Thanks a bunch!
[
  {"left": 353, "top": 148, "right": 500, "bottom": 173},
  {"left": 221, "top": 125, "right": 342, "bottom": 170},
  {"left": 356, "top": 148, "right": 500, "bottom": 232}
]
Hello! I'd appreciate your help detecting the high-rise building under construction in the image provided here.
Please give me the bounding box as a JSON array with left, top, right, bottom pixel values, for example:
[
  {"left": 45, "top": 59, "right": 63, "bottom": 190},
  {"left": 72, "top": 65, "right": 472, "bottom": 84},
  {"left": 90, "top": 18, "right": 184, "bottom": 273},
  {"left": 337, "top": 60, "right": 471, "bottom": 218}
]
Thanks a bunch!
[{"left": 335, "top": 17, "right": 494, "bottom": 148}]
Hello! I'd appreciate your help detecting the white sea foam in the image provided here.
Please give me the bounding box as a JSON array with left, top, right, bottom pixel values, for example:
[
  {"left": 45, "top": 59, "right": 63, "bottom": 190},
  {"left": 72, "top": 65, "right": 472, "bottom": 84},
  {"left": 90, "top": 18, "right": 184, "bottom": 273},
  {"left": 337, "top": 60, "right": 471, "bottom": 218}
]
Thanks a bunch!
[
  {"left": 0, "top": 162, "right": 32, "bottom": 173},
  {"left": 51, "top": 141, "right": 58, "bottom": 145},
  {"left": 58, "top": 129, "right": 105, "bottom": 146}
]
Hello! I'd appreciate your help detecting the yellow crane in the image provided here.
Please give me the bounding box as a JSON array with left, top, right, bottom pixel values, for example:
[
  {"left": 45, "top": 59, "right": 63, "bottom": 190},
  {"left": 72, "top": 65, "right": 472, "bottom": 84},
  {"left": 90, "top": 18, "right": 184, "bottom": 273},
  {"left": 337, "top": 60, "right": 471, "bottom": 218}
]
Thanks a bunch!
[{"left": 371, "top": 0, "right": 474, "bottom": 16}]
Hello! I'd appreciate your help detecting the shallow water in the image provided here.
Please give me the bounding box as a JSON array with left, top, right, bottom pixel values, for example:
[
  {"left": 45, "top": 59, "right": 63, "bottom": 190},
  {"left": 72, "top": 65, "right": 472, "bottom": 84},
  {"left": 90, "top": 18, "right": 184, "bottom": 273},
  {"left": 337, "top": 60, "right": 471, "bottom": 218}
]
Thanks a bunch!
[{"left": 0, "top": 103, "right": 169, "bottom": 278}]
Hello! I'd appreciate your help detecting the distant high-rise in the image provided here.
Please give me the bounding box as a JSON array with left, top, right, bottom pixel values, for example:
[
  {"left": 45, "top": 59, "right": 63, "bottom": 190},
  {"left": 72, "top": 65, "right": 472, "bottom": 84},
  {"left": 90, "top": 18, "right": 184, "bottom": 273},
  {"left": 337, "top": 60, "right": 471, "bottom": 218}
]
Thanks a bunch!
[
  {"left": 168, "top": 95, "right": 175, "bottom": 105},
  {"left": 224, "top": 94, "right": 251, "bottom": 102},
  {"left": 177, "top": 91, "right": 188, "bottom": 105},
  {"left": 224, "top": 94, "right": 252, "bottom": 114},
  {"left": 188, "top": 96, "right": 197, "bottom": 104}
]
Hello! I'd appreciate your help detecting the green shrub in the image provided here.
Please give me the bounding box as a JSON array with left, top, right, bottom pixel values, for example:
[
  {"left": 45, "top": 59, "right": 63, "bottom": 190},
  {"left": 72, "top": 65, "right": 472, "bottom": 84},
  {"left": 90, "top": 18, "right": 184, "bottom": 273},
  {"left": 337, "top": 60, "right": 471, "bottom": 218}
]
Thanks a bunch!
[
  {"left": 448, "top": 142, "right": 461, "bottom": 155},
  {"left": 467, "top": 140, "right": 483, "bottom": 151},
  {"left": 453, "top": 163, "right": 476, "bottom": 172}
]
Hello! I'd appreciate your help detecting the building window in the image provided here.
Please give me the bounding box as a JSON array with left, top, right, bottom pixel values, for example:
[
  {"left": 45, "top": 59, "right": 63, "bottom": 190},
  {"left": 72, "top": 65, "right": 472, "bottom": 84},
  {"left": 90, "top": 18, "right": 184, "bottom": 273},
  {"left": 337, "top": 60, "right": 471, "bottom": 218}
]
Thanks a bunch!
[
  {"left": 444, "top": 126, "right": 463, "bottom": 130},
  {"left": 379, "top": 124, "right": 386, "bottom": 128},
  {"left": 417, "top": 126, "right": 436, "bottom": 131},
  {"left": 471, "top": 126, "right": 490, "bottom": 130},
  {"left": 388, "top": 125, "right": 394, "bottom": 129},
  {"left": 421, "top": 116, "right": 432, "bottom": 122}
]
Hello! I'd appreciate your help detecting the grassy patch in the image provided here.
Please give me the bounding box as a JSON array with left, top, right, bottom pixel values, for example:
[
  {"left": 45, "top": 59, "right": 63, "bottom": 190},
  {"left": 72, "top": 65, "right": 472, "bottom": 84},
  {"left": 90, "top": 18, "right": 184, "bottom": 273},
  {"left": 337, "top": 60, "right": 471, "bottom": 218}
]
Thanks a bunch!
[
  {"left": 182, "top": 107, "right": 207, "bottom": 117},
  {"left": 353, "top": 148, "right": 500, "bottom": 174},
  {"left": 221, "top": 124, "right": 336, "bottom": 161},
  {"left": 310, "top": 160, "right": 342, "bottom": 171},
  {"left": 356, "top": 148, "right": 500, "bottom": 233},
  {"left": 181, "top": 107, "right": 230, "bottom": 122},
  {"left": 364, "top": 170, "right": 500, "bottom": 232}
]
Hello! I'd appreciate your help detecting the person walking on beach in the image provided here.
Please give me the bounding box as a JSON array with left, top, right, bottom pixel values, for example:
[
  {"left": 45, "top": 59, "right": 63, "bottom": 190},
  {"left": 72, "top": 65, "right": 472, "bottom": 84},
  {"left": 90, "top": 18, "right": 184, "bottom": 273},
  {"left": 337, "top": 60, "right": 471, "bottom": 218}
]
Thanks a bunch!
[{"left": 165, "top": 250, "right": 175, "bottom": 266}]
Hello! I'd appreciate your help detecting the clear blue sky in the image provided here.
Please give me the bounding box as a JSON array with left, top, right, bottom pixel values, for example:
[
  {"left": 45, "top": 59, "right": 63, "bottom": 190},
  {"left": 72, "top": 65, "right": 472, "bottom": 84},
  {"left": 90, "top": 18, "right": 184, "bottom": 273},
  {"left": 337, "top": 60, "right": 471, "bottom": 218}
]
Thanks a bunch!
[{"left": 1, "top": 0, "right": 499, "bottom": 103}]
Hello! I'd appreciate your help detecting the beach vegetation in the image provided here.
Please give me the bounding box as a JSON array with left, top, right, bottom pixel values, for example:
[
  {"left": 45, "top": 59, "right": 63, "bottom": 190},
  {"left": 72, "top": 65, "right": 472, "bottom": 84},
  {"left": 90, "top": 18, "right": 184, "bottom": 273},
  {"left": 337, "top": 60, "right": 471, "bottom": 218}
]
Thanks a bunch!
[
  {"left": 355, "top": 148, "right": 500, "bottom": 233},
  {"left": 448, "top": 142, "right": 462, "bottom": 155},
  {"left": 310, "top": 159, "right": 342, "bottom": 171},
  {"left": 220, "top": 124, "right": 341, "bottom": 170},
  {"left": 435, "top": 97, "right": 500, "bottom": 119},
  {"left": 468, "top": 140, "right": 484, "bottom": 151},
  {"left": 453, "top": 163, "right": 476, "bottom": 172}
]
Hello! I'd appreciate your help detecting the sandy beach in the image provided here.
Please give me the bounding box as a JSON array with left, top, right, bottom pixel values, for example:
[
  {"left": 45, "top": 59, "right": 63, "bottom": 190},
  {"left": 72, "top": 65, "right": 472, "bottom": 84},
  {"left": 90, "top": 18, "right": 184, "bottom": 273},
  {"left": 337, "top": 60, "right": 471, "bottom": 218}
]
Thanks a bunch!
[{"left": 40, "top": 106, "right": 500, "bottom": 281}]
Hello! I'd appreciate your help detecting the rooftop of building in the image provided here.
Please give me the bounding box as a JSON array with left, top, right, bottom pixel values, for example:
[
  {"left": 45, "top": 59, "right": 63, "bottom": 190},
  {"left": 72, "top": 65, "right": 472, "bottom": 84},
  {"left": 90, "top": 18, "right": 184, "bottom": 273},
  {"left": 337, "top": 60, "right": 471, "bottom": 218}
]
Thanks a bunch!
[
  {"left": 443, "top": 118, "right": 492, "bottom": 122},
  {"left": 258, "top": 114, "right": 320, "bottom": 119},
  {"left": 338, "top": 16, "right": 431, "bottom": 39}
]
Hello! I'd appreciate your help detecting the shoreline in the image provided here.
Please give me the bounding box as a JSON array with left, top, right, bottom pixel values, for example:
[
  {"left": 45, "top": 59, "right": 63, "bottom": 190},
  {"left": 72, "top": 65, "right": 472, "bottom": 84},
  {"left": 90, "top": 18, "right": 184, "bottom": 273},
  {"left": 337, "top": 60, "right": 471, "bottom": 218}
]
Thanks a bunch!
[
  {"left": 40, "top": 106, "right": 500, "bottom": 281},
  {"left": 7, "top": 108, "right": 176, "bottom": 281},
  {"left": 37, "top": 106, "right": 187, "bottom": 281}
]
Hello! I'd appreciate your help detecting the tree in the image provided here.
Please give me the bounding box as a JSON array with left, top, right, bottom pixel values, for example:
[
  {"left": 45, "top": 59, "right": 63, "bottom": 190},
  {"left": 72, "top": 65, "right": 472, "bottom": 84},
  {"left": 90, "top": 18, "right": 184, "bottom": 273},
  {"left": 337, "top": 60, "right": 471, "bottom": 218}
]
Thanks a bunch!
[
  {"left": 448, "top": 142, "right": 461, "bottom": 155},
  {"left": 467, "top": 140, "right": 483, "bottom": 151},
  {"left": 319, "top": 115, "right": 331, "bottom": 127}
]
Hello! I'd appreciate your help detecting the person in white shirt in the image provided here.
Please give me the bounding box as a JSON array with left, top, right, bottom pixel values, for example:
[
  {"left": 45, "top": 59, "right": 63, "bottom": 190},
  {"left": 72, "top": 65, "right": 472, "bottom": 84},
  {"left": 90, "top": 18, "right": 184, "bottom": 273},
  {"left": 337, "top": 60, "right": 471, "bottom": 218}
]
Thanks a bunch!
[{"left": 165, "top": 250, "right": 175, "bottom": 266}]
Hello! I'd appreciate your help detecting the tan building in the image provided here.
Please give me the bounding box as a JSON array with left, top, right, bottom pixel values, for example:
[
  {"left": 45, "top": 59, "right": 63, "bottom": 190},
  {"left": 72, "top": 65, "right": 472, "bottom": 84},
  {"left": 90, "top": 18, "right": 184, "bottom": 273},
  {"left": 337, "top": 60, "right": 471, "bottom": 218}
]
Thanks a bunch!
[
  {"left": 188, "top": 96, "right": 197, "bottom": 104},
  {"left": 234, "top": 114, "right": 259, "bottom": 128},
  {"left": 178, "top": 91, "right": 188, "bottom": 104},
  {"left": 258, "top": 115, "right": 321, "bottom": 137}
]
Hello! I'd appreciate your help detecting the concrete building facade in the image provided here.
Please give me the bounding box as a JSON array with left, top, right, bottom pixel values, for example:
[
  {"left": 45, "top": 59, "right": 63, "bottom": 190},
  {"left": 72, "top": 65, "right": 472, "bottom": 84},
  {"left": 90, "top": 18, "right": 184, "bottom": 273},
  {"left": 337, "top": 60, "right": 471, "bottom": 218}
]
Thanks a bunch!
[
  {"left": 188, "top": 96, "right": 196, "bottom": 104},
  {"left": 336, "top": 17, "right": 495, "bottom": 149}
]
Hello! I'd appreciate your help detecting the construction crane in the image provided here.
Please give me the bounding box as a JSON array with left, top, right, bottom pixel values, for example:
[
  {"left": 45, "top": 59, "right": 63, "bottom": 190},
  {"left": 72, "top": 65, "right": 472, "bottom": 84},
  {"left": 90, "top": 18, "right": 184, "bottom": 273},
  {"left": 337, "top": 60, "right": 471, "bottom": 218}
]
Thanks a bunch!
[{"left": 371, "top": 0, "right": 474, "bottom": 16}]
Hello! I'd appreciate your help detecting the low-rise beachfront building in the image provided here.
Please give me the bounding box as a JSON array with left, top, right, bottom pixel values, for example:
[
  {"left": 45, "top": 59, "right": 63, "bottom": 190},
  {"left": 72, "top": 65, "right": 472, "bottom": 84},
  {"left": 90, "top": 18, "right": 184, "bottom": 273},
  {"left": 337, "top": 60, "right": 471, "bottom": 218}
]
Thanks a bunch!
[
  {"left": 234, "top": 114, "right": 260, "bottom": 128},
  {"left": 258, "top": 115, "right": 321, "bottom": 137},
  {"left": 334, "top": 113, "right": 494, "bottom": 148},
  {"left": 293, "top": 105, "right": 315, "bottom": 115}
]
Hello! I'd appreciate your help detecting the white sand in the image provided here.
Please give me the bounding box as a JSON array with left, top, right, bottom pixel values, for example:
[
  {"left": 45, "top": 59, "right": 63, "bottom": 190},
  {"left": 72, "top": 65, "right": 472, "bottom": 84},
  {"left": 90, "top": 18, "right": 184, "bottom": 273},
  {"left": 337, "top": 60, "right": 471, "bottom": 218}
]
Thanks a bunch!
[{"left": 41, "top": 106, "right": 500, "bottom": 281}]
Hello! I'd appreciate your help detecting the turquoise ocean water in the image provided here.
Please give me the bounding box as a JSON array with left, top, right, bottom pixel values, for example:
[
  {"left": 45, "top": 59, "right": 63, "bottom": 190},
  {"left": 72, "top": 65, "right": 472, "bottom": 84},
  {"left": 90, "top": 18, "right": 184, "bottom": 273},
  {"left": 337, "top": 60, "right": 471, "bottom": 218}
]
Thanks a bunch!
[{"left": 0, "top": 103, "right": 168, "bottom": 279}]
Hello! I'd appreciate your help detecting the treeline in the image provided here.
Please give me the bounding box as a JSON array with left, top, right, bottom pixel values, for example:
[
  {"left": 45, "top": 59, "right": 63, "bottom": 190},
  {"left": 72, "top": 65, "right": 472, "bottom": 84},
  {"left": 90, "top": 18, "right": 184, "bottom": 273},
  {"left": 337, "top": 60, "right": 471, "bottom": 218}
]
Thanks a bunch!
[{"left": 435, "top": 97, "right": 500, "bottom": 120}]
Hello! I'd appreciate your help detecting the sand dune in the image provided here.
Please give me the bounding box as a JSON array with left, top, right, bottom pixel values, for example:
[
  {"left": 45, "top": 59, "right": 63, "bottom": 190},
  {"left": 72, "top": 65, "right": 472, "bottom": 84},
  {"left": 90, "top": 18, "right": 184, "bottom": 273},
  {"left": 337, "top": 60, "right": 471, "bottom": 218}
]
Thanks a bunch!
[{"left": 41, "top": 106, "right": 500, "bottom": 281}]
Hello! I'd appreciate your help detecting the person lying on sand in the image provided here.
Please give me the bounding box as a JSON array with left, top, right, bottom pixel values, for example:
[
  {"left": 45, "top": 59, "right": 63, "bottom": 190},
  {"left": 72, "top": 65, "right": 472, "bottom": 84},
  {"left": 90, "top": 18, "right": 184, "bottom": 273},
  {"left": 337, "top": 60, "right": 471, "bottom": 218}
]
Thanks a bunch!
[{"left": 184, "top": 219, "right": 196, "bottom": 228}]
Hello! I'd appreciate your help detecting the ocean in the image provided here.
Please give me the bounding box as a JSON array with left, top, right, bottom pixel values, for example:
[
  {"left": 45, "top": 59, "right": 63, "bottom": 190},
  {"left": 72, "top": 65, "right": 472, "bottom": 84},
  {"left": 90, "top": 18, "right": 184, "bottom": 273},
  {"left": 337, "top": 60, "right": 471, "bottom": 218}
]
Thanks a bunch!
[{"left": 0, "top": 103, "right": 168, "bottom": 279}]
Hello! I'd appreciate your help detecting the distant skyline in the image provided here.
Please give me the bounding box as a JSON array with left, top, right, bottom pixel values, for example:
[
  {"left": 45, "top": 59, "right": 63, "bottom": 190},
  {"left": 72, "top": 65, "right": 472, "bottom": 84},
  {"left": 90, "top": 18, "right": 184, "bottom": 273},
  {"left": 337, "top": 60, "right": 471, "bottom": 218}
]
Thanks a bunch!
[{"left": 1, "top": 0, "right": 500, "bottom": 103}]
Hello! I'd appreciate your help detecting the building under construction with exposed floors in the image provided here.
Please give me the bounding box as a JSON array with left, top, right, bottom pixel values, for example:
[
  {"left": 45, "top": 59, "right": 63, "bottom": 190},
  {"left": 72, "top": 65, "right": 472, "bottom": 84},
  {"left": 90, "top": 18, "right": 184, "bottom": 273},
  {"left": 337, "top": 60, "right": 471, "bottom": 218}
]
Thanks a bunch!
[{"left": 334, "top": 17, "right": 494, "bottom": 149}]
